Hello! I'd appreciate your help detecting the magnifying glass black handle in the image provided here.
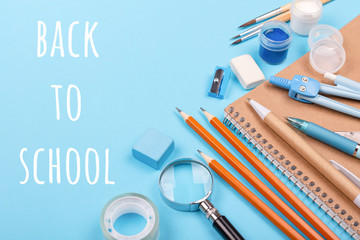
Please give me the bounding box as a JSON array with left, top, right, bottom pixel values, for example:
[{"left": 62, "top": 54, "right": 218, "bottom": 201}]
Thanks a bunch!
[
  {"left": 213, "top": 215, "right": 244, "bottom": 240},
  {"left": 200, "top": 200, "right": 245, "bottom": 240}
]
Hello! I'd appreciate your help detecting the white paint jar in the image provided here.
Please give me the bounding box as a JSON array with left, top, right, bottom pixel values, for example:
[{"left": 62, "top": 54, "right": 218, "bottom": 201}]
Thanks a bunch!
[{"left": 290, "top": 0, "right": 322, "bottom": 36}]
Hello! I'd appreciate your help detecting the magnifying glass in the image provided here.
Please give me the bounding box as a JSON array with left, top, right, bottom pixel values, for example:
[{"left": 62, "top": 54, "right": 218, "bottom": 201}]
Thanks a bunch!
[{"left": 159, "top": 158, "right": 244, "bottom": 240}]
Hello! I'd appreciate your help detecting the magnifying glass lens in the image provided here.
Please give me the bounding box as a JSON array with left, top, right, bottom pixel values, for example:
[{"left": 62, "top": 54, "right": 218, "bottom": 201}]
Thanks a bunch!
[
  {"left": 159, "top": 159, "right": 244, "bottom": 240},
  {"left": 159, "top": 161, "right": 212, "bottom": 204}
]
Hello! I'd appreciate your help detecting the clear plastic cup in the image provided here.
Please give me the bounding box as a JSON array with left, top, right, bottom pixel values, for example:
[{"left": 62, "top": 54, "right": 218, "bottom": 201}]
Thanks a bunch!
[
  {"left": 290, "top": 0, "right": 322, "bottom": 36},
  {"left": 308, "top": 25, "right": 346, "bottom": 74}
]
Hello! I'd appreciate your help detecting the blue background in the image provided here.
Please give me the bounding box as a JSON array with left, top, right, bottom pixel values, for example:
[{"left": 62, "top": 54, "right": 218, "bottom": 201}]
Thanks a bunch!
[{"left": 0, "top": 0, "right": 358, "bottom": 239}]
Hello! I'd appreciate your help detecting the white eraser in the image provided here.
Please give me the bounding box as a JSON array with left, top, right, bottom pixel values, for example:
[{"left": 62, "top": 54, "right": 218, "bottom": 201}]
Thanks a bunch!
[{"left": 230, "top": 54, "right": 265, "bottom": 89}]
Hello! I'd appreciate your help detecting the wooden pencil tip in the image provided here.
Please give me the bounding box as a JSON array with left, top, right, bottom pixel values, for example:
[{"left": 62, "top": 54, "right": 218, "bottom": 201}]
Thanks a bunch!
[
  {"left": 175, "top": 107, "right": 181, "bottom": 113},
  {"left": 247, "top": 98, "right": 252, "bottom": 102},
  {"left": 239, "top": 19, "right": 256, "bottom": 28},
  {"left": 197, "top": 150, "right": 211, "bottom": 164},
  {"left": 197, "top": 149, "right": 202, "bottom": 154},
  {"left": 200, "top": 107, "right": 206, "bottom": 112}
]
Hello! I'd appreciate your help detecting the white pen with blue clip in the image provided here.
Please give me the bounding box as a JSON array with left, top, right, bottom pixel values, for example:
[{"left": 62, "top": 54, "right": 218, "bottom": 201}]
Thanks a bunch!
[
  {"left": 248, "top": 98, "right": 360, "bottom": 208},
  {"left": 286, "top": 117, "right": 360, "bottom": 159},
  {"left": 324, "top": 72, "right": 360, "bottom": 92}
]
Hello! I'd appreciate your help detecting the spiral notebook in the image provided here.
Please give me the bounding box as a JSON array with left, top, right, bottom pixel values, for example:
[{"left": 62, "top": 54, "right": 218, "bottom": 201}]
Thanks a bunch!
[{"left": 224, "top": 15, "right": 360, "bottom": 239}]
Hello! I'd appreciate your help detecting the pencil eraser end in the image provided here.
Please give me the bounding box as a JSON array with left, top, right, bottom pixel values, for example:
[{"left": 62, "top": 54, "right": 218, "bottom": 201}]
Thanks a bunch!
[
  {"left": 230, "top": 54, "right": 265, "bottom": 89},
  {"left": 132, "top": 128, "right": 174, "bottom": 170}
]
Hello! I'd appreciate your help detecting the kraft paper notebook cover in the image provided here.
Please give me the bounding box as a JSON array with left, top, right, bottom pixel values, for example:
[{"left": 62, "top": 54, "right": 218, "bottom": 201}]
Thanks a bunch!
[{"left": 225, "top": 15, "right": 360, "bottom": 239}]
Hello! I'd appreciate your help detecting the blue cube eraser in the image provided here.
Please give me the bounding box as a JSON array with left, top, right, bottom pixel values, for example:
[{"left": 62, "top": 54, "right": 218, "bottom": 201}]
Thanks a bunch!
[{"left": 132, "top": 128, "right": 174, "bottom": 170}]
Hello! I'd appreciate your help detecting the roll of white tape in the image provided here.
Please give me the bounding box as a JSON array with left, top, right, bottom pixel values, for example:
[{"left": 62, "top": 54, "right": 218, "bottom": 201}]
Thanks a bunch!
[{"left": 100, "top": 193, "right": 159, "bottom": 240}]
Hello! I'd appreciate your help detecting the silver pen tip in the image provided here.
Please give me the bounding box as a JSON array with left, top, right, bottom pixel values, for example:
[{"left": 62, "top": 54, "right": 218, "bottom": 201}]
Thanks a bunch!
[
  {"left": 285, "top": 117, "right": 302, "bottom": 129},
  {"left": 247, "top": 98, "right": 252, "bottom": 102},
  {"left": 286, "top": 117, "right": 296, "bottom": 123}
]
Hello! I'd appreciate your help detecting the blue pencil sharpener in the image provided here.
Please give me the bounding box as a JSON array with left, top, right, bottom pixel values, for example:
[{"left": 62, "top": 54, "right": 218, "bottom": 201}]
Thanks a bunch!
[{"left": 208, "top": 66, "right": 231, "bottom": 99}]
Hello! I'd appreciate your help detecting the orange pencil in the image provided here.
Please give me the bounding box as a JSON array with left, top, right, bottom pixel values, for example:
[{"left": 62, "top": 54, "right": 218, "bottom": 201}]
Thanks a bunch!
[
  {"left": 200, "top": 108, "right": 339, "bottom": 240},
  {"left": 197, "top": 150, "right": 305, "bottom": 240},
  {"left": 176, "top": 107, "right": 323, "bottom": 240}
]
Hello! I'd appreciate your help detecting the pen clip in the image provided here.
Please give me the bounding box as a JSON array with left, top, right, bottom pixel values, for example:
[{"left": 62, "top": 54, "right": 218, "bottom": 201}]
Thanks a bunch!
[{"left": 330, "top": 160, "right": 360, "bottom": 188}]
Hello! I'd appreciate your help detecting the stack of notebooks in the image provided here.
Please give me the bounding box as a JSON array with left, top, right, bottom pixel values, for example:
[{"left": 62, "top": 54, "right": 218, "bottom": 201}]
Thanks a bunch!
[{"left": 225, "top": 15, "right": 360, "bottom": 238}]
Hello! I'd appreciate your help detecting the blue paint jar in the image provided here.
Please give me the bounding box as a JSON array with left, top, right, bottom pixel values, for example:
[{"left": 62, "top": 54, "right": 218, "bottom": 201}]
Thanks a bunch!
[{"left": 259, "top": 20, "right": 292, "bottom": 65}]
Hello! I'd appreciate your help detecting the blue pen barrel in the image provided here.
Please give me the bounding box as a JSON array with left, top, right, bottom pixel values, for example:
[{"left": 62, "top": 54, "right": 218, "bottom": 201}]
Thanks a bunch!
[
  {"left": 269, "top": 76, "right": 291, "bottom": 89},
  {"left": 336, "top": 75, "right": 360, "bottom": 92},
  {"left": 306, "top": 122, "right": 358, "bottom": 156}
]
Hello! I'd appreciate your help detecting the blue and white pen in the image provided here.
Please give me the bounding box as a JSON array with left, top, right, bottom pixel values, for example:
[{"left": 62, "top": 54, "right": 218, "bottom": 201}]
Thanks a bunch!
[
  {"left": 286, "top": 117, "right": 360, "bottom": 159},
  {"left": 324, "top": 72, "right": 360, "bottom": 92}
]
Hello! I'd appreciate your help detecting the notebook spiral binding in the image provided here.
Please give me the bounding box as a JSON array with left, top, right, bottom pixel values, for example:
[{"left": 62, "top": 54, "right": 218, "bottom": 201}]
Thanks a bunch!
[{"left": 224, "top": 107, "right": 360, "bottom": 240}]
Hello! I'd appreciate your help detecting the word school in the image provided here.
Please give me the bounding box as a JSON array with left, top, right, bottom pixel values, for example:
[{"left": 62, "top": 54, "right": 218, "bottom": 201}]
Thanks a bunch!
[{"left": 20, "top": 148, "right": 115, "bottom": 185}]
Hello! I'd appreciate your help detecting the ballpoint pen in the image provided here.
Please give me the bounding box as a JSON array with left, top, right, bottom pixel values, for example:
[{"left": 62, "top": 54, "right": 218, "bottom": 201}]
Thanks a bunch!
[
  {"left": 247, "top": 98, "right": 360, "bottom": 208},
  {"left": 286, "top": 117, "right": 360, "bottom": 159},
  {"left": 324, "top": 72, "right": 360, "bottom": 92}
]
